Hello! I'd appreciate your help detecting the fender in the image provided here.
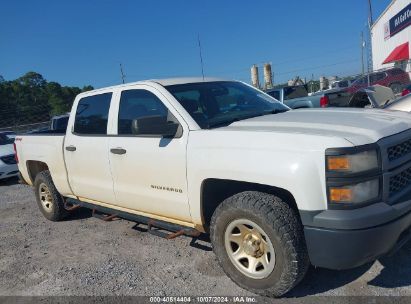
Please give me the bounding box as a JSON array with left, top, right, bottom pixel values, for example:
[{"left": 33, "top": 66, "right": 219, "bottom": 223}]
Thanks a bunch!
[{"left": 186, "top": 129, "right": 352, "bottom": 225}]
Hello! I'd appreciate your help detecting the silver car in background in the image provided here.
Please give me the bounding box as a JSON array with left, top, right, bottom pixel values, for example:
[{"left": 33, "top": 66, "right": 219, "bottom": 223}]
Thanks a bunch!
[{"left": 0, "top": 133, "right": 18, "bottom": 180}]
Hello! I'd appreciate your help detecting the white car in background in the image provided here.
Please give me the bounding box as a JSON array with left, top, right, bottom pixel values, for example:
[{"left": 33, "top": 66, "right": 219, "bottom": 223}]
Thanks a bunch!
[
  {"left": 0, "top": 133, "right": 18, "bottom": 180},
  {"left": 348, "top": 85, "right": 411, "bottom": 113},
  {"left": 385, "top": 93, "right": 411, "bottom": 112}
]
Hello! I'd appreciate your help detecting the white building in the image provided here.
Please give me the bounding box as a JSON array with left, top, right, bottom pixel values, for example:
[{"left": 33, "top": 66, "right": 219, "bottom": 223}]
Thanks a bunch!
[{"left": 371, "top": 0, "right": 410, "bottom": 75}]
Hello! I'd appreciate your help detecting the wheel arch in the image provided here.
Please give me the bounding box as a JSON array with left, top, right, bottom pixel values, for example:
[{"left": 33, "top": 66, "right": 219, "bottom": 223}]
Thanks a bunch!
[
  {"left": 26, "top": 160, "right": 49, "bottom": 183},
  {"left": 389, "top": 82, "right": 403, "bottom": 93},
  {"left": 200, "top": 178, "right": 298, "bottom": 231}
]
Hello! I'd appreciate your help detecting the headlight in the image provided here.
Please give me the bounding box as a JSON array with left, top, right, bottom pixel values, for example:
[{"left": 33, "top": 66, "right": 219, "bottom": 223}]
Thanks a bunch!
[
  {"left": 326, "top": 149, "right": 379, "bottom": 174},
  {"left": 328, "top": 178, "right": 380, "bottom": 205},
  {"left": 325, "top": 145, "right": 381, "bottom": 208}
]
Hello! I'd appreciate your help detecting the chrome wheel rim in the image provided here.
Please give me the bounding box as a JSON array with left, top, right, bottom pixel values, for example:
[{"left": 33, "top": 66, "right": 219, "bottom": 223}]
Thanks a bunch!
[
  {"left": 39, "top": 183, "right": 53, "bottom": 212},
  {"left": 224, "top": 218, "right": 275, "bottom": 279}
]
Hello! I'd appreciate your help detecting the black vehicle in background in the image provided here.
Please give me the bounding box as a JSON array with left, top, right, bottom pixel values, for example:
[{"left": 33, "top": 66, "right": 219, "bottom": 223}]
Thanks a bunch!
[{"left": 50, "top": 114, "right": 69, "bottom": 132}]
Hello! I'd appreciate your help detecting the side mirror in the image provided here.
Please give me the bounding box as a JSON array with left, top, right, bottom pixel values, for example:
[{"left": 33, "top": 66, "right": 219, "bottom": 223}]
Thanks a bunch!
[{"left": 132, "top": 116, "right": 180, "bottom": 137}]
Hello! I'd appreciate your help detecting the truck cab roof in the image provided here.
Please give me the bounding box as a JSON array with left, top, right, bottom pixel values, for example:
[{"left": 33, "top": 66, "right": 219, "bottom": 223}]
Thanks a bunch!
[{"left": 78, "top": 77, "right": 229, "bottom": 97}]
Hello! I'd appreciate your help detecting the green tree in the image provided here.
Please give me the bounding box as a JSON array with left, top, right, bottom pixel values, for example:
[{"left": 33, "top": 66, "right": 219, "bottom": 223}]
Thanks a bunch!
[
  {"left": 82, "top": 85, "right": 94, "bottom": 92},
  {"left": 0, "top": 72, "right": 94, "bottom": 129}
]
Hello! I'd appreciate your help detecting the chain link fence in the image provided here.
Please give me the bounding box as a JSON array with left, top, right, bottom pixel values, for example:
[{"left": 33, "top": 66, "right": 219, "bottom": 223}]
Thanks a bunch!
[{"left": 0, "top": 103, "right": 54, "bottom": 133}]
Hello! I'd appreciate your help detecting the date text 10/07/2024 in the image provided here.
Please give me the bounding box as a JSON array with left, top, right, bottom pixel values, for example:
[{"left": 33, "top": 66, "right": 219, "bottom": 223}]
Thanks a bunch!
[{"left": 149, "top": 296, "right": 257, "bottom": 303}]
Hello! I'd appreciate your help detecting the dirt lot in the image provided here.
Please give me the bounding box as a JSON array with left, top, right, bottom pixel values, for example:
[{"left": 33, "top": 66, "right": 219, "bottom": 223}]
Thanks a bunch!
[{"left": 1, "top": 178, "right": 411, "bottom": 299}]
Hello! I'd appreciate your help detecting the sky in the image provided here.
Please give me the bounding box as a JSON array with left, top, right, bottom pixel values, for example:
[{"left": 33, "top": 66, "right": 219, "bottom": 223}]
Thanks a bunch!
[{"left": 0, "top": 0, "right": 391, "bottom": 88}]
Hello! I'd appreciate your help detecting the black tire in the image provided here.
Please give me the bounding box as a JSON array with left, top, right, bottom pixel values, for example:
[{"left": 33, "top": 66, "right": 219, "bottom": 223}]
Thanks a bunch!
[
  {"left": 34, "top": 170, "right": 68, "bottom": 221},
  {"left": 390, "top": 83, "right": 402, "bottom": 94},
  {"left": 210, "top": 191, "right": 309, "bottom": 297}
]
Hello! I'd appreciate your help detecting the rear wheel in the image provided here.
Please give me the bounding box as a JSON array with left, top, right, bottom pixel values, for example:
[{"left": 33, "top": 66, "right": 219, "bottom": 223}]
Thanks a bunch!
[
  {"left": 34, "top": 170, "right": 68, "bottom": 221},
  {"left": 210, "top": 191, "right": 309, "bottom": 297}
]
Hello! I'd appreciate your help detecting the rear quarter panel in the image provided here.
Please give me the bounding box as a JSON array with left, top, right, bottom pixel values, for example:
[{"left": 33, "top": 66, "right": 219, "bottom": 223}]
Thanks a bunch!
[{"left": 16, "top": 135, "right": 72, "bottom": 196}]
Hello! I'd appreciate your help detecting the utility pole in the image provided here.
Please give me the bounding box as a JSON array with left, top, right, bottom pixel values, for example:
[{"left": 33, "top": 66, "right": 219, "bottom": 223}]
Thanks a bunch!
[
  {"left": 310, "top": 73, "right": 314, "bottom": 93},
  {"left": 361, "top": 31, "right": 365, "bottom": 76},
  {"left": 367, "top": 0, "right": 373, "bottom": 33},
  {"left": 367, "top": 0, "right": 373, "bottom": 86},
  {"left": 120, "top": 63, "right": 126, "bottom": 84}
]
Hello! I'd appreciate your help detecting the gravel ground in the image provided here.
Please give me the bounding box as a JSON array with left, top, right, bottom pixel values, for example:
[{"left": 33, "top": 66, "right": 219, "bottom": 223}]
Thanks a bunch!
[{"left": 1, "top": 178, "right": 411, "bottom": 299}]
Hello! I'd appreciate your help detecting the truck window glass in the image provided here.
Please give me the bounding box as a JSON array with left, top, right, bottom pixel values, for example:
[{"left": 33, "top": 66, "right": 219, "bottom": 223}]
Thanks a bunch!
[
  {"left": 73, "top": 93, "right": 112, "bottom": 135},
  {"left": 166, "top": 81, "right": 288, "bottom": 129},
  {"left": 283, "top": 86, "right": 308, "bottom": 100},
  {"left": 118, "top": 89, "right": 170, "bottom": 135},
  {"left": 340, "top": 80, "right": 348, "bottom": 87},
  {"left": 354, "top": 77, "right": 367, "bottom": 85},
  {"left": 266, "top": 90, "right": 280, "bottom": 100},
  {"left": 369, "top": 73, "right": 384, "bottom": 83}
]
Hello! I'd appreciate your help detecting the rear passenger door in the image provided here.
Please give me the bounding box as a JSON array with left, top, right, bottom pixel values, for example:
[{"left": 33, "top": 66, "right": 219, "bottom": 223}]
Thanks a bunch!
[
  {"left": 64, "top": 92, "right": 116, "bottom": 204},
  {"left": 108, "top": 85, "right": 191, "bottom": 222}
]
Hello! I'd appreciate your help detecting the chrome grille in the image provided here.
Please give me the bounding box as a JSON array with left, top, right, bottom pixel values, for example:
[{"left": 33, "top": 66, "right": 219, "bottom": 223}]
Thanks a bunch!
[
  {"left": 0, "top": 154, "right": 16, "bottom": 165},
  {"left": 387, "top": 138, "right": 411, "bottom": 161}
]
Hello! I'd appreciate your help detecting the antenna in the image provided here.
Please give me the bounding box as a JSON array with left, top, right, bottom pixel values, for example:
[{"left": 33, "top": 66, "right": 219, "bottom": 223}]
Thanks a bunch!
[
  {"left": 197, "top": 34, "right": 205, "bottom": 80},
  {"left": 120, "top": 63, "right": 126, "bottom": 84}
]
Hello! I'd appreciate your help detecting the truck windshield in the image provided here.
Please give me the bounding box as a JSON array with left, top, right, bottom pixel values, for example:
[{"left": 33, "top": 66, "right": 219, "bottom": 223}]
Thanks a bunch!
[{"left": 165, "top": 81, "right": 289, "bottom": 129}]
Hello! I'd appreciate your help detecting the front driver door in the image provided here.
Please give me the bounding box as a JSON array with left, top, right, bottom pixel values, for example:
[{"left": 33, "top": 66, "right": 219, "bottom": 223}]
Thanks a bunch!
[{"left": 108, "top": 86, "right": 191, "bottom": 222}]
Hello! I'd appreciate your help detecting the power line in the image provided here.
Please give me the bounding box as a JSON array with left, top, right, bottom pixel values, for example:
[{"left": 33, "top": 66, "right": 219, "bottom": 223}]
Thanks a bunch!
[
  {"left": 207, "top": 45, "right": 361, "bottom": 77},
  {"left": 269, "top": 59, "right": 360, "bottom": 76}
]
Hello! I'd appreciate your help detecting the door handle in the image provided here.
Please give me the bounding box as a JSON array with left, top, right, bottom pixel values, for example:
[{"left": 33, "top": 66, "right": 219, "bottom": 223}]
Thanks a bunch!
[
  {"left": 110, "top": 148, "right": 127, "bottom": 155},
  {"left": 65, "top": 145, "right": 76, "bottom": 152}
]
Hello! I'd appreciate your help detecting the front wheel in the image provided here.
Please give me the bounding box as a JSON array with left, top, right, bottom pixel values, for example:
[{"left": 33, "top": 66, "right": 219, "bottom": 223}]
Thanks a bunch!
[
  {"left": 210, "top": 191, "right": 309, "bottom": 297},
  {"left": 34, "top": 170, "right": 68, "bottom": 221}
]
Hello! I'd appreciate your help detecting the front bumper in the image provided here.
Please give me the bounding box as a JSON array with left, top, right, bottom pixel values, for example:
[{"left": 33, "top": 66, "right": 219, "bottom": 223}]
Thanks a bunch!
[{"left": 301, "top": 198, "right": 411, "bottom": 270}]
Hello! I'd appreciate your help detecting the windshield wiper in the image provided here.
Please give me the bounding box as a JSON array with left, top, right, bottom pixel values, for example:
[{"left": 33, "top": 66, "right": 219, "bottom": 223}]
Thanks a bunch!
[
  {"left": 208, "top": 113, "right": 262, "bottom": 129},
  {"left": 208, "top": 117, "right": 243, "bottom": 129}
]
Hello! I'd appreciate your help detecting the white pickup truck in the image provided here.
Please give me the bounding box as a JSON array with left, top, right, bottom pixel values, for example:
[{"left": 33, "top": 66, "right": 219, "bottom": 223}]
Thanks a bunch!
[{"left": 15, "top": 78, "right": 411, "bottom": 297}]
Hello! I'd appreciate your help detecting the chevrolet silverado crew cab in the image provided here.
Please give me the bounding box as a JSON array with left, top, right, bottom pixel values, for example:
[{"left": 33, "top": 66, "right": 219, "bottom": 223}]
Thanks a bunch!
[{"left": 15, "top": 78, "right": 411, "bottom": 297}]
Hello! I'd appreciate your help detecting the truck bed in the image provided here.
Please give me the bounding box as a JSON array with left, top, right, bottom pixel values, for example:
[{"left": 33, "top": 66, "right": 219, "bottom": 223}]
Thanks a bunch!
[{"left": 15, "top": 134, "right": 73, "bottom": 196}]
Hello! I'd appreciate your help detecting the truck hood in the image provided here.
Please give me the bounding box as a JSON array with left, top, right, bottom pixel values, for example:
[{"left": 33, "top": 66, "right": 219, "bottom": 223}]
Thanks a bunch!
[
  {"left": 226, "top": 108, "right": 411, "bottom": 145},
  {"left": 0, "top": 144, "right": 14, "bottom": 157}
]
